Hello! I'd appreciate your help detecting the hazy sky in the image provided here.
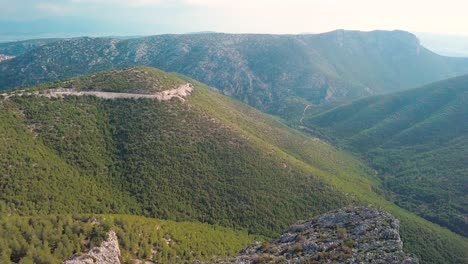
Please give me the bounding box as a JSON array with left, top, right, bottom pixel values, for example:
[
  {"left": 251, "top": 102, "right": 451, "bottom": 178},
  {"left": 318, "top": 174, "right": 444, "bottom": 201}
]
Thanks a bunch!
[{"left": 1, "top": 0, "right": 467, "bottom": 37}]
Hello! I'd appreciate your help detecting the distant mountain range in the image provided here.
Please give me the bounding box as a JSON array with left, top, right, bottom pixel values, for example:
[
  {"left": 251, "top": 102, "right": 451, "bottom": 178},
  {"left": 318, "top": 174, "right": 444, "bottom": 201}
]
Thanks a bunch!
[
  {"left": 303, "top": 74, "right": 468, "bottom": 236},
  {"left": 1, "top": 30, "right": 468, "bottom": 121}
]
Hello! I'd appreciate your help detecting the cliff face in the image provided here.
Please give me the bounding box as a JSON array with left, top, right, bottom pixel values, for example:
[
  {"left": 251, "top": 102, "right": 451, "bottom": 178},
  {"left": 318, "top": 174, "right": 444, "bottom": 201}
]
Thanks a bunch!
[{"left": 210, "top": 207, "right": 419, "bottom": 264}]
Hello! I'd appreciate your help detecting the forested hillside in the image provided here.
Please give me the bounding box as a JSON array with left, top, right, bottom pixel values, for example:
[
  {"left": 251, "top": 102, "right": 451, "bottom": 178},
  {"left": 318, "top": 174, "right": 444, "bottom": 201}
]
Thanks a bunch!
[
  {"left": 303, "top": 75, "right": 468, "bottom": 236},
  {"left": 0, "top": 212, "right": 256, "bottom": 263},
  {"left": 0, "top": 67, "right": 466, "bottom": 263},
  {"left": 1, "top": 30, "right": 468, "bottom": 120}
]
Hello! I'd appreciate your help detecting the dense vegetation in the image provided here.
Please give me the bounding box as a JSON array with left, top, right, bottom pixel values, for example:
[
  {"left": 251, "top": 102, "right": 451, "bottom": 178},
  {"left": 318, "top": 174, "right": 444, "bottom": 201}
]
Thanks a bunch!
[
  {"left": 2, "top": 30, "right": 468, "bottom": 121},
  {"left": 0, "top": 38, "right": 59, "bottom": 56},
  {"left": 4, "top": 90, "right": 349, "bottom": 235},
  {"left": 48, "top": 67, "right": 186, "bottom": 93},
  {"left": 0, "top": 212, "right": 256, "bottom": 263},
  {"left": 303, "top": 75, "right": 468, "bottom": 236},
  {"left": 0, "top": 67, "right": 466, "bottom": 263}
]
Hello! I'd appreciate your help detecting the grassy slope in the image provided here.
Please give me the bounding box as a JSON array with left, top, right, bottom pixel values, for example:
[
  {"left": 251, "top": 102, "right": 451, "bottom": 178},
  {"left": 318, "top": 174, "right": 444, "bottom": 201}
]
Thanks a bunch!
[
  {"left": 0, "top": 68, "right": 466, "bottom": 263},
  {"left": 303, "top": 75, "right": 468, "bottom": 238}
]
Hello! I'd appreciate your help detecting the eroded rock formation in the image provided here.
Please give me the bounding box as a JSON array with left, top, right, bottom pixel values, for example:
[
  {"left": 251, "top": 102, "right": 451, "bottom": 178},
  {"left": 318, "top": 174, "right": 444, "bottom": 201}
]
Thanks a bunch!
[{"left": 208, "top": 207, "right": 418, "bottom": 263}]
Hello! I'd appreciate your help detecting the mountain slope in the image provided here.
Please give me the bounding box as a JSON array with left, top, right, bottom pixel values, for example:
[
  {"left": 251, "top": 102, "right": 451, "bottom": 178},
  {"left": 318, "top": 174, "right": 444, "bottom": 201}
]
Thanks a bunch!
[
  {"left": 0, "top": 38, "right": 60, "bottom": 56},
  {"left": 1, "top": 30, "right": 468, "bottom": 121},
  {"left": 0, "top": 67, "right": 466, "bottom": 263},
  {"left": 303, "top": 75, "right": 468, "bottom": 236},
  {"left": 0, "top": 67, "right": 351, "bottom": 235}
]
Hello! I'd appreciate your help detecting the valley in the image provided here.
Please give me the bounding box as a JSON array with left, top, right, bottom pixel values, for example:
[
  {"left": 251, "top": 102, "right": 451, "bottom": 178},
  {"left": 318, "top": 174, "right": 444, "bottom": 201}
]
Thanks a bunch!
[{"left": 302, "top": 75, "right": 468, "bottom": 236}]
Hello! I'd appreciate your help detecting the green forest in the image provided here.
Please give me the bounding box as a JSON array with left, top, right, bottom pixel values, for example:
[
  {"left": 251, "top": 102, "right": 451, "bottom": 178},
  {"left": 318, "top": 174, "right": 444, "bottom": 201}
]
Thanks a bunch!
[
  {"left": 0, "top": 67, "right": 466, "bottom": 263},
  {"left": 303, "top": 75, "right": 468, "bottom": 236},
  {"left": 0, "top": 212, "right": 256, "bottom": 263}
]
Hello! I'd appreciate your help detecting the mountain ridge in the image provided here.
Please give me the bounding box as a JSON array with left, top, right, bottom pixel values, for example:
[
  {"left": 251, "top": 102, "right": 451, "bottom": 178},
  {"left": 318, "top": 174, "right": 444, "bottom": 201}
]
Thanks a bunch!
[{"left": 2, "top": 30, "right": 468, "bottom": 121}]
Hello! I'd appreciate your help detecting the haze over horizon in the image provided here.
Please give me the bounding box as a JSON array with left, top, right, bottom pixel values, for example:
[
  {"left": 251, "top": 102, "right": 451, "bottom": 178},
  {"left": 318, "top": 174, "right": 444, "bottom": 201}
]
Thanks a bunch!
[{"left": 1, "top": 0, "right": 468, "bottom": 39}]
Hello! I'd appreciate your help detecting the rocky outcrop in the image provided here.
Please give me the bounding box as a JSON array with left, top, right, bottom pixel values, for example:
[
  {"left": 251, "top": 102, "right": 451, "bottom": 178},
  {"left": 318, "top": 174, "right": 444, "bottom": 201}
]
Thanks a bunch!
[
  {"left": 209, "top": 207, "right": 418, "bottom": 263},
  {"left": 63, "top": 208, "right": 418, "bottom": 264},
  {"left": 63, "top": 230, "right": 121, "bottom": 264}
]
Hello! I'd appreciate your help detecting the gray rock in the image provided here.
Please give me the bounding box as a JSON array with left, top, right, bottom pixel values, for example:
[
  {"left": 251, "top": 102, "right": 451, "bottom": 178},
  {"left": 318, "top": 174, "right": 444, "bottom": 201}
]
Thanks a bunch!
[
  {"left": 302, "top": 242, "right": 319, "bottom": 253},
  {"left": 279, "top": 233, "right": 297, "bottom": 243},
  {"left": 206, "top": 207, "right": 419, "bottom": 264},
  {"left": 63, "top": 230, "right": 121, "bottom": 264}
]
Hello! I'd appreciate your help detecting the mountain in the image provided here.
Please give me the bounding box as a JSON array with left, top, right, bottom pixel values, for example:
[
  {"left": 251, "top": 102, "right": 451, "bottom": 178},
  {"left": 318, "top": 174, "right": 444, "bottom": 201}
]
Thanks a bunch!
[
  {"left": 0, "top": 67, "right": 466, "bottom": 263},
  {"left": 1, "top": 30, "right": 468, "bottom": 121},
  {"left": 303, "top": 74, "right": 468, "bottom": 237},
  {"left": 0, "top": 38, "right": 60, "bottom": 56}
]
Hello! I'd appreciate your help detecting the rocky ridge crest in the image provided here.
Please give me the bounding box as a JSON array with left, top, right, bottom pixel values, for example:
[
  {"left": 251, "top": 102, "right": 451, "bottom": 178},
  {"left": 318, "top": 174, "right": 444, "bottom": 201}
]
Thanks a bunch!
[{"left": 209, "top": 207, "right": 418, "bottom": 263}]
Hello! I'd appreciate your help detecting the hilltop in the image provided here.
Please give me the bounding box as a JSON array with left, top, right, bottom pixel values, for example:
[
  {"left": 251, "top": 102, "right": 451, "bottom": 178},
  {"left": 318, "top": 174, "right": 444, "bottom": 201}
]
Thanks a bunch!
[
  {"left": 1, "top": 67, "right": 194, "bottom": 101},
  {"left": 41, "top": 67, "right": 188, "bottom": 94},
  {"left": 0, "top": 67, "right": 466, "bottom": 263},
  {"left": 303, "top": 74, "right": 468, "bottom": 236},
  {"left": 1, "top": 30, "right": 468, "bottom": 121}
]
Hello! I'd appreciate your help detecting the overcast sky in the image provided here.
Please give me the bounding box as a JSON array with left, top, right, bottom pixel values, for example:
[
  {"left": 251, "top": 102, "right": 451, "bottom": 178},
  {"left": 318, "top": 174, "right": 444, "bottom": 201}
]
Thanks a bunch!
[{"left": 1, "top": 0, "right": 467, "bottom": 37}]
